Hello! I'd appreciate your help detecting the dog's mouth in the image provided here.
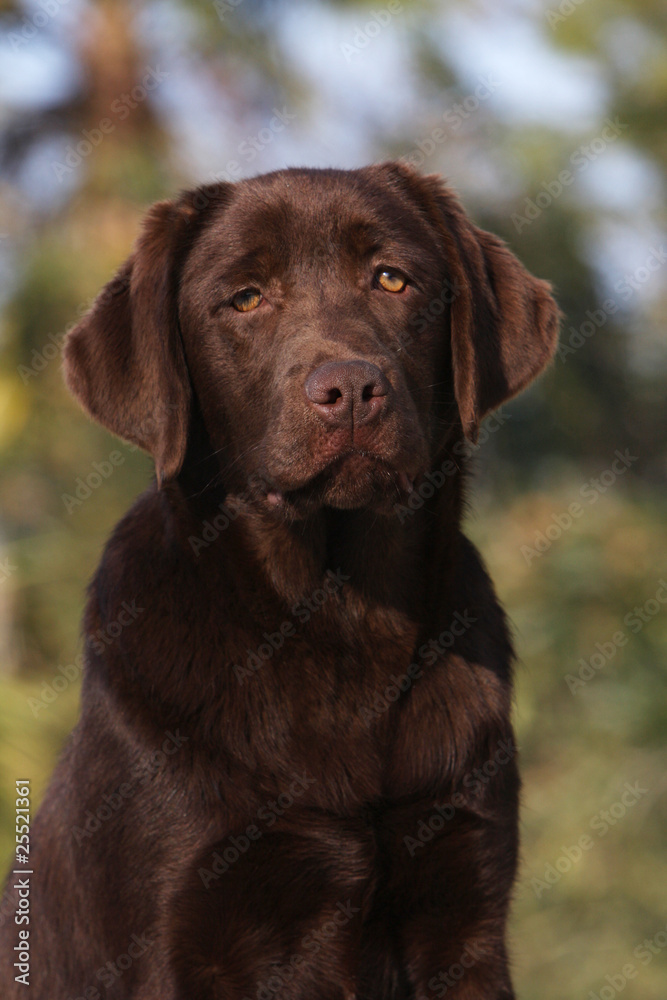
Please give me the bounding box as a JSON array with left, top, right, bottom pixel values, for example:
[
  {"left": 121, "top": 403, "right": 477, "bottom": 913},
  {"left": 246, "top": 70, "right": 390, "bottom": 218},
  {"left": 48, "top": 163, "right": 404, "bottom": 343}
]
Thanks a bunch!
[{"left": 261, "top": 451, "right": 418, "bottom": 515}]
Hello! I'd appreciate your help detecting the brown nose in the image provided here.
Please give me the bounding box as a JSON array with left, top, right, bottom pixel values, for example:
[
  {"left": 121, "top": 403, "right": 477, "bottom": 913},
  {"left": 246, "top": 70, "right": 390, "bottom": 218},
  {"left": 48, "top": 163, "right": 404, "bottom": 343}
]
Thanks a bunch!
[{"left": 305, "top": 361, "right": 390, "bottom": 428}]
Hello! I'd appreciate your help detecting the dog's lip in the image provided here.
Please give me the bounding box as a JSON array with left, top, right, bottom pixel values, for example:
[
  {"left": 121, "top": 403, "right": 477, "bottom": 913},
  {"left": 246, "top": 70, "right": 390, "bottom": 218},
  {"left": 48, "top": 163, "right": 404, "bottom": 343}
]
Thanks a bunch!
[{"left": 262, "top": 451, "right": 420, "bottom": 506}]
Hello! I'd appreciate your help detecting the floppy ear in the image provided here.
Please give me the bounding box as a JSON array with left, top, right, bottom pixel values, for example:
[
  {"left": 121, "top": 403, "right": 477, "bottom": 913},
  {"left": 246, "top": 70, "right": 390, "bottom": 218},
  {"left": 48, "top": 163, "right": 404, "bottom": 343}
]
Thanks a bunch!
[
  {"left": 64, "top": 194, "right": 204, "bottom": 484},
  {"left": 425, "top": 177, "right": 560, "bottom": 441},
  {"left": 376, "top": 163, "right": 560, "bottom": 442}
]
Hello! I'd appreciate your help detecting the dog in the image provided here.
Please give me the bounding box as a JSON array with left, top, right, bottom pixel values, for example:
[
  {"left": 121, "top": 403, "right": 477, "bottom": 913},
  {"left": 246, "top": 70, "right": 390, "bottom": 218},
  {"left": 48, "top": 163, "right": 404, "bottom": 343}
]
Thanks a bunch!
[{"left": 0, "top": 162, "right": 559, "bottom": 999}]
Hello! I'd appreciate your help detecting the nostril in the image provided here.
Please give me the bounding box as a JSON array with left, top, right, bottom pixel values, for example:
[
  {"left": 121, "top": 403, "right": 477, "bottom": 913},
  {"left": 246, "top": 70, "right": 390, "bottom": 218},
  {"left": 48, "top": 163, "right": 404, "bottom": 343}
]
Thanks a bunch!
[
  {"left": 305, "top": 364, "right": 352, "bottom": 407},
  {"left": 362, "top": 381, "right": 387, "bottom": 401},
  {"left": 305, "top": 380, "right": 344, "bottom": 406}
]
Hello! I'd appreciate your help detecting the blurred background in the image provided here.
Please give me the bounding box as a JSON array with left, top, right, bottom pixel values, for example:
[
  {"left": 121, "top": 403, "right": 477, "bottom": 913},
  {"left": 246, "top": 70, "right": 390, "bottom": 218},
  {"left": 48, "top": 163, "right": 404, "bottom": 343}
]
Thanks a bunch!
[{"left": 0, "top": 0, "right": 665, "bottom": 995}]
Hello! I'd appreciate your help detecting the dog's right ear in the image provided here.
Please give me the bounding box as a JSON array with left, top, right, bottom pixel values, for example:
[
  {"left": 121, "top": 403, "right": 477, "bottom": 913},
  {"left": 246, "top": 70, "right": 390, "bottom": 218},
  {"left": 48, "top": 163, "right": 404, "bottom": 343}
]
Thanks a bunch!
[{"left": 63, "top": 185, "right": 227, "bottom": 485}]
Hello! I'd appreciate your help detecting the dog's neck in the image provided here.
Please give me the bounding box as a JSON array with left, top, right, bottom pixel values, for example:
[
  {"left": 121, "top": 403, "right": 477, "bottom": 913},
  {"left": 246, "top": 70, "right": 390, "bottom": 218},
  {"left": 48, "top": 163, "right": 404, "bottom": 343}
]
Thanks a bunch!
[
  {"left": 173, "top": 432, "right": 466, "bottom": 622},
  {"left": 236, "top": 505, "right": 439, "bottom": 616}
]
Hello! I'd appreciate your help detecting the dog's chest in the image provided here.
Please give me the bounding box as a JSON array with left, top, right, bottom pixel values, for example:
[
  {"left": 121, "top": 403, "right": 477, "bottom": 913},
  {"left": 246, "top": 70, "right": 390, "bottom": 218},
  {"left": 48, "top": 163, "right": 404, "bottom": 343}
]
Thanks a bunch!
[{"left": 220, "top": 603, "right": 423, "bottom": 807}]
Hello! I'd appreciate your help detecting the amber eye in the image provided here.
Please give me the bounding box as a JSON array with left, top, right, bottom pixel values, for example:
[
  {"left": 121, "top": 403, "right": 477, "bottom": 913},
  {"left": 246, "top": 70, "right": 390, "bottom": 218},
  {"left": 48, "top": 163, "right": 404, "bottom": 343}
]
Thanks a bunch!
[
  {"left": 232, "top": 288, "right": 263, "bottom": 312},
  {"left": 375, "top": 268, "right": 407, "bottom": 293}
]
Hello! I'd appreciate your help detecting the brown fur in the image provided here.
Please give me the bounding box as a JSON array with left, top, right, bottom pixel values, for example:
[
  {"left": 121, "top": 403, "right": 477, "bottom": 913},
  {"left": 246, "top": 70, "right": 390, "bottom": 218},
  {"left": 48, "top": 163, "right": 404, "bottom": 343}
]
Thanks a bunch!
[{"left": 0, "top": 163, "right": 559, "bottom": 999}]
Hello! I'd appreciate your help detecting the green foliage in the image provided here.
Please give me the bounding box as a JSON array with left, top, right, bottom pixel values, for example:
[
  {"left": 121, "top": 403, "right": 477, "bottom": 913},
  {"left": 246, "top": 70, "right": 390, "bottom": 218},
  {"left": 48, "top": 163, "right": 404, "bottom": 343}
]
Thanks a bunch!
[{"left": 472, "top": 490, "right": 667, "bottom": 997}]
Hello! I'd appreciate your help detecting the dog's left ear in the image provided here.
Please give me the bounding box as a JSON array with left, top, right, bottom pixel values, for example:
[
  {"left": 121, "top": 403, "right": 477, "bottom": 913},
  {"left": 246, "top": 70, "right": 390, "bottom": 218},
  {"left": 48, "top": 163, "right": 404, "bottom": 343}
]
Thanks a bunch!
[
  {"left": 377, "top": 163, "right": 560, "bottom": 442},
  {"left": 424, "top": 174, "right": 560, "bottom": 442},
  {"left": 441, "top": 188, "right": 560, "bottom": 442}
]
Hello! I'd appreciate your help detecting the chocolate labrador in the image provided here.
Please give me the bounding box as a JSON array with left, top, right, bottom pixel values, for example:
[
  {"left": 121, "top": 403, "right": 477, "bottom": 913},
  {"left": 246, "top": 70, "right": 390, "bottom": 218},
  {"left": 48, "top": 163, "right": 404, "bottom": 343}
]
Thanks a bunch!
[{"left": 0, "top": 163, "right": 559, "bottom": 999}]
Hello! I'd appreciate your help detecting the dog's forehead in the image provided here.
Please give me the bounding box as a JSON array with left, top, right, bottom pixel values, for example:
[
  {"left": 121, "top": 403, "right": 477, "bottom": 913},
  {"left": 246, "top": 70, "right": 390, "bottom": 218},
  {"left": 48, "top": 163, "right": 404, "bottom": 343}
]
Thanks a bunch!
[
  {"left": 191, "top": 168, "right": 441, "bottom": 278},
  {"left": 235, "top": 171, "right": 428, "bottom": 248}
]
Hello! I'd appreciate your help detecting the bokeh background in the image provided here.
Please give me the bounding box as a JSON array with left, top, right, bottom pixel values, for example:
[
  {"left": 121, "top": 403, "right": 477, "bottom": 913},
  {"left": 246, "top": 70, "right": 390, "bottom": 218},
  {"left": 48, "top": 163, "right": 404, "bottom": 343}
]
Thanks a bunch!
[{"left": 0, "top": 0, "right": 666, "bottom": 995}]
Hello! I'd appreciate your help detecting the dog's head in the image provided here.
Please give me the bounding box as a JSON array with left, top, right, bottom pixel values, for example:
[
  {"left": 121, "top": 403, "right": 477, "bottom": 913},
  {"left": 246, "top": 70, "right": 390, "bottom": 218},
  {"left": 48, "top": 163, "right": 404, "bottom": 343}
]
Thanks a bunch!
[{"left": 64, "top": 164, "right": 559, "bottom": 515}]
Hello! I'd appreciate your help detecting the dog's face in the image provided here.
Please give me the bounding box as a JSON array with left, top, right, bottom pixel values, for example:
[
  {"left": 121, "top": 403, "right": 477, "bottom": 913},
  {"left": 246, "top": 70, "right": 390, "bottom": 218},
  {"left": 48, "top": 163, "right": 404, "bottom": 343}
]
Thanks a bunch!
[
  {"left": 178, "top": 169, "right": 446, "bottom": 514},
  {"left": 64, "top": 164, "right": 559, "bottom": 514}
]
